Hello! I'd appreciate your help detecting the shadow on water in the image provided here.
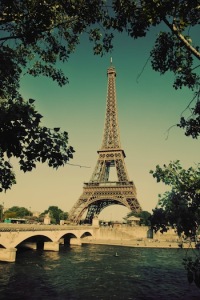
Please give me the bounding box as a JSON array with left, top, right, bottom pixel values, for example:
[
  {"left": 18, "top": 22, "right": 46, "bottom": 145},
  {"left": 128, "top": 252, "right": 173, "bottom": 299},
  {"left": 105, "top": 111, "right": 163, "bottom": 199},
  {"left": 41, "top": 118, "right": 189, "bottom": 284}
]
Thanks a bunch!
[{"left": 0, "top": 244, "right": 200, "bottom": 299}]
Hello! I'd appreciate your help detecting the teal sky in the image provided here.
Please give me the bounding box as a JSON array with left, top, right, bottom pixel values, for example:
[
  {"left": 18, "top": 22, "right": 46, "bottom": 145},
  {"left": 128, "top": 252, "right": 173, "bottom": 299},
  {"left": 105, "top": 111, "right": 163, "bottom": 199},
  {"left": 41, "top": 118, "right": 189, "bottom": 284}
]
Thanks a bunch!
[{"left": 1, "top": 28, "right": 200, "bottom": 220}]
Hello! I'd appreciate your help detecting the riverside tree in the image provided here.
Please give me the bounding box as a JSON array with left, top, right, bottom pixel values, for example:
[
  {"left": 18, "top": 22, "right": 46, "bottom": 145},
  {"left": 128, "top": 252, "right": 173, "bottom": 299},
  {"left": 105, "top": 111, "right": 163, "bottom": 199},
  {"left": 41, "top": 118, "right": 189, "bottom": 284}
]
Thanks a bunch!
[
  {"left": 0, "top": 0, "right": 199, "bottom": 191},
  {"left": 150, "top": 161, "right": 200, "bottom": 287},
  {"left": 150, "top": 160, "right": 200, "bottom": 237},
  {"left": 3, "top": 205, "right": 32, "bottom": 219},
  {"left": 40, "top": 206, "right": 66, "bottom": 224}
]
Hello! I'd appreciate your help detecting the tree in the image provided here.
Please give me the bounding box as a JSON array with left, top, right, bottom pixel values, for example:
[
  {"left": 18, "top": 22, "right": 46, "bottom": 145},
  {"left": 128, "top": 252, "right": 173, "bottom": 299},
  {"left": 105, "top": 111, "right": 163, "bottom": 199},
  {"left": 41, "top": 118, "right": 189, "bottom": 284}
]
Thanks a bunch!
[
  {"left": 1, "top": 1, "right": 200, "bottom": 127},
  {"left": 59, "top": 211, "right": 69, "bottom": 221},
  {"left": 150, "top": 161, "right": 200, "bottom": 287},
  {"left": 0, "top": 0, "right": 112, "bottom": 100},
  {"left": 1, "top": 1, "right": 200, "bottom": 190},
  {"left": 0, "top": 0, "right": 83, "bottom": 191},
  {"left": 150, "top": 160, "right": 200, "bottom": 237},
  {"left": 4, "top": 206, "right": 32, "bottom": 218},
  {"left": 40, "top": 205, "right": 65, "bottom": 224},
  {"left": 0, "top": 97, "right": 75, "bottom": 192}
]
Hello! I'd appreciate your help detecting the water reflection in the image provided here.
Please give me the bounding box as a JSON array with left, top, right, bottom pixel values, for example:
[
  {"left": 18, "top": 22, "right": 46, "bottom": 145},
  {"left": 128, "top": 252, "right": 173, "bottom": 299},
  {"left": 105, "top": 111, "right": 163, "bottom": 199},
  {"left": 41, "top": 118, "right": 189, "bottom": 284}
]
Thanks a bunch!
[{"left": 43, "top": 250, "right": 60, "bottom": 261}]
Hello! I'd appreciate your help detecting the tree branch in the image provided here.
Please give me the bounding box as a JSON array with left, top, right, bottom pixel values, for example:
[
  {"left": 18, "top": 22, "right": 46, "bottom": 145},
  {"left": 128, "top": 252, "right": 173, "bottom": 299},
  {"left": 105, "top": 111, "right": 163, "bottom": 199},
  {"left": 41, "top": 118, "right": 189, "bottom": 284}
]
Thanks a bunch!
[
  {"left": 163, "top": 18, "right": 200, "bottom": 60},
  {"left": 0, "top": 35, "right": 23, "bottom": 42}
]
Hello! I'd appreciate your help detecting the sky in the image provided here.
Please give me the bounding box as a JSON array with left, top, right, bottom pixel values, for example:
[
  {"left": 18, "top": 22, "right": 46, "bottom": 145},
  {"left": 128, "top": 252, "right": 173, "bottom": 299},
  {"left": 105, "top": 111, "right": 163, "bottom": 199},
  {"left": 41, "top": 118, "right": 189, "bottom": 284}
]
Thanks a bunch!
[{"left": 1, "top": 26, "right": 200, "bottom": 221}]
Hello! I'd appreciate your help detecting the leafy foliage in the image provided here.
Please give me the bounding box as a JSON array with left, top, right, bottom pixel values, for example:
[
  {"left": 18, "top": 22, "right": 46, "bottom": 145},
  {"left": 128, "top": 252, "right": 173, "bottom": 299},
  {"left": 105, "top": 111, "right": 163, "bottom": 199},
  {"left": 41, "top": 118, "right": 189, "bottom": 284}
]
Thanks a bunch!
[
  {"left": 110, "top": 0, "right": 200, "bottom": 137},
  {"left": 149, "top": 207, "right": 169, "bottom": 234},
  {"left": 59, "top": 211, "right": 69, "bottom": 221},
  {"left": 0, "top": 97, "right": 74, "bottom": 191},
  {"left": 150, "top": 161, "right": 200, "bottom": 288},
  {"left": 0, "top": 0, "right": 110, "bottom": 99},
  {"left": 40, "top": 205, "right": 67, "bottom": 224},
  {"left": 1, "top": 1, "right": 200, "bottom": 126},
  {"left": 0, "top": 0, "right": 110, "bottom": 191},
  {"left": 150, "top": 160, "right": 200, "bottom": 237},
  {"left": 4, "top": 206, "right": 31, "bottom": 218},
  {"left": 183, "top": 256, "right": 200, "bottom": 288},
  {"left": 178, "top": 94, "right": 200, "bottom": 138}
]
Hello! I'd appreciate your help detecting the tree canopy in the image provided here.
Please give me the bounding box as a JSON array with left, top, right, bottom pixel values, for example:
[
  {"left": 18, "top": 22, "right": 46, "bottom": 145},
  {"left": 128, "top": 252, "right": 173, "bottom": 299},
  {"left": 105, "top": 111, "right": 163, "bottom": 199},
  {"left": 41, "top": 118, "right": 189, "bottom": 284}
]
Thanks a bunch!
[
  {"left": 150, "top": 160, "right": 200, "bottom": 238},
  {"left": 4, "top": 205, "right": 32, "bottom": 219},
  {"left": 149, "top": 160, "right": 200, "bottom": 288},
  {"left": 40, "top": 205, "right": 67, "bottom": 224},
  {"left": 0, "top": 0, "right": 200, "bottom": 191},
  {"left": 0, "top": 98, "right": 74, "bottom": 192},
  {"left": 1, "top": 1, "right": 199, "bottom": 130}
]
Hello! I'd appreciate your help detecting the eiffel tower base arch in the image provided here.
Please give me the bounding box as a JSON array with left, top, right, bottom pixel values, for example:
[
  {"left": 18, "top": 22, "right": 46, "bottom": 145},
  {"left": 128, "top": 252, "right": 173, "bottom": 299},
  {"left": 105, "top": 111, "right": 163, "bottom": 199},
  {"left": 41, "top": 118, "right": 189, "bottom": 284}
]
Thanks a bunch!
[{"left": 68, "top": 182, "right": 141, "bottom": 224}]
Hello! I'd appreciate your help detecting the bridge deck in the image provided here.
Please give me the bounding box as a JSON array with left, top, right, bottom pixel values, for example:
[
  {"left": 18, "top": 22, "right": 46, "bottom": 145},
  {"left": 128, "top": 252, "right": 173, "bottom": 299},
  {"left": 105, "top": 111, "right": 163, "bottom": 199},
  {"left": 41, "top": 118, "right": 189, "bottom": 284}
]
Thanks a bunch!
[{"left": 0, "top": 223, "right": 92, "bottom": 232}]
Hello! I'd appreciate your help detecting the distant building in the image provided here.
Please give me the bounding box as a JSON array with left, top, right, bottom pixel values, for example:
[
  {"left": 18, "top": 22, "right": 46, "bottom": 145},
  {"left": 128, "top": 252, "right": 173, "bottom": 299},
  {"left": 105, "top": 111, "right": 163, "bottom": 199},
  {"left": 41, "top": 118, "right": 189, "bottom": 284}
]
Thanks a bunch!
[{"left": 127, "top": 216, "right": 140, "bottom": 226}]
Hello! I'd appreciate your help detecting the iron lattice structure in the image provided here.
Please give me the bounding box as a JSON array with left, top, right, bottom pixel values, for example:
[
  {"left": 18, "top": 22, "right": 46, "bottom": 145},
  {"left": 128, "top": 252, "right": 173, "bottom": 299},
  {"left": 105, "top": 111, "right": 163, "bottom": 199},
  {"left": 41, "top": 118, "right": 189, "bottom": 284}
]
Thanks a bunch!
[{"left": 68, "top": 64, "right": 142, "bottom": 224}]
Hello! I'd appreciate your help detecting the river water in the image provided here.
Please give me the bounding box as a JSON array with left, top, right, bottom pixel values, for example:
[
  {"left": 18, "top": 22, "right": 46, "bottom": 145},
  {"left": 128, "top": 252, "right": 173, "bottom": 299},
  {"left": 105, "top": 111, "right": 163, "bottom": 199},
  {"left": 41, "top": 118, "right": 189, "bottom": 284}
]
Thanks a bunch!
[{"left": 0, "top": 244, "right": 199, "bottom": 299}]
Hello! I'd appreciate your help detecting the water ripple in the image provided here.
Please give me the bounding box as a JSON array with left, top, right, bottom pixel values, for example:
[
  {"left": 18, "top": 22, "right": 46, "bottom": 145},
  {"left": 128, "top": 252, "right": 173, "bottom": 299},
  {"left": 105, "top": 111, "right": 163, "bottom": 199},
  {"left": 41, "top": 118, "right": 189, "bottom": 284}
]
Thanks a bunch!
[{"left": 0, "top": 245, "right": 200, "bottom": 299}]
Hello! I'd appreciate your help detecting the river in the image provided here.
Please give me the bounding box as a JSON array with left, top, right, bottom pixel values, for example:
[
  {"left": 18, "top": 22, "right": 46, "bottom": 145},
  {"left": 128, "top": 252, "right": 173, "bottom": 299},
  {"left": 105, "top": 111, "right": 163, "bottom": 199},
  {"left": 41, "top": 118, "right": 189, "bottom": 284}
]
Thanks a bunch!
[{"left": 0, "top": 244, "right": 199, "bottom": 299}]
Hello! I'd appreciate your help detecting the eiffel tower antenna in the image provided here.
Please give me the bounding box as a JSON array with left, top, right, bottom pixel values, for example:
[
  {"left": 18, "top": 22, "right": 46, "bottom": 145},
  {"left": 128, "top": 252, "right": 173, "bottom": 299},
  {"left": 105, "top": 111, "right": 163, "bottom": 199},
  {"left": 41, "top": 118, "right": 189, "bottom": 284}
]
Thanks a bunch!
[{"left": 68, "top": 64, "right": 142, "bottom": 224}]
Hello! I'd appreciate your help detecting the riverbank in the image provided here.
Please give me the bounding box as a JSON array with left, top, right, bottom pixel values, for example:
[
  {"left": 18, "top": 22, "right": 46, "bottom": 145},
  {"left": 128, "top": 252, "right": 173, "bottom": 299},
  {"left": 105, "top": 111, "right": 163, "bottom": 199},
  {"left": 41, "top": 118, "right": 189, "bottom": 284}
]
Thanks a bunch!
[{"left": 82, "top": 238, "right": 195, "bottom": 249}]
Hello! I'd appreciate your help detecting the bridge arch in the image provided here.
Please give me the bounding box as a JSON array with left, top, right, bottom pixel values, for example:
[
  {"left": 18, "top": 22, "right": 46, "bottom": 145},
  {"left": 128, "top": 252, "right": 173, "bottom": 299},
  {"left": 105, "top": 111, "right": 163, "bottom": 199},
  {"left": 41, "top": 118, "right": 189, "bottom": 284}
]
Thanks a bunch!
[
  {"left": 11, "top": 232, "right": 54, "bottom": 248},
  {"left": 59, "top": 232, "right": 78, "bottom": 245},
  {"left": 16, "top": 234, "right": 53, "bottom": 250},
  {"left": 80, "top": 231, "right": 93, "bottom": 239}
]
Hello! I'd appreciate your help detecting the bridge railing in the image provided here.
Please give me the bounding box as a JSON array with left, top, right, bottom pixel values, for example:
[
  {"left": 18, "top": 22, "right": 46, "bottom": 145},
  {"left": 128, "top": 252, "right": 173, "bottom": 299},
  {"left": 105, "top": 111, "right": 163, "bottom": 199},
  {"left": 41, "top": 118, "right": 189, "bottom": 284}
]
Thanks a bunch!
[
  {"left": 0, "top": 223, "right": 92, "bottom": 232},
  {"left": 84, "top": 181, "right": 134, "bottom": 187}
]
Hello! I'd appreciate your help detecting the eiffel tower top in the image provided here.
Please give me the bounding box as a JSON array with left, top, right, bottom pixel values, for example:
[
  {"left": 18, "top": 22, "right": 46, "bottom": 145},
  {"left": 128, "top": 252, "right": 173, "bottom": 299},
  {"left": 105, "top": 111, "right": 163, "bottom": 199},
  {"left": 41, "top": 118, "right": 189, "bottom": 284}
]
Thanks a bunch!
[{"left": 100, "top": 59, "right": 124, "bottom": 154}]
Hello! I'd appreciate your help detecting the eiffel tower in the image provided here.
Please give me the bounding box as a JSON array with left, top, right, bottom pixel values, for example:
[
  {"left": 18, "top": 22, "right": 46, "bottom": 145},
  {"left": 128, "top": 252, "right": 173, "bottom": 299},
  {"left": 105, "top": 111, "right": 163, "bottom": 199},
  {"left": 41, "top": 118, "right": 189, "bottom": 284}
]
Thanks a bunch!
[{"left": 68, "top": 61, "right": 142, "bottom": 224}]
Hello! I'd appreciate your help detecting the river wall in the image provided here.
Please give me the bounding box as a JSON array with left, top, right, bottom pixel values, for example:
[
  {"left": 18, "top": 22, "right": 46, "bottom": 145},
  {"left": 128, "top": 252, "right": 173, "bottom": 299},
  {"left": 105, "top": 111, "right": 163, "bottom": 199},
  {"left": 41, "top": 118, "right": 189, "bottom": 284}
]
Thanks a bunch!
[
  {"left": 94, "top": 225, "right": 178, "bottom": 241},
  {"left": 83, "top": 225, "right": 186, "bottom": 248}
]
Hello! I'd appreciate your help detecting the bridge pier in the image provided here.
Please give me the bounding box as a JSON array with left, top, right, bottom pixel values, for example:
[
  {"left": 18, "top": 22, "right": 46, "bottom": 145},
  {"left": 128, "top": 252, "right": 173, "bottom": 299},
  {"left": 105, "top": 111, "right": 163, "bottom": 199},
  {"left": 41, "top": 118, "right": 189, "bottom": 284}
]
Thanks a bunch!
[
  {"left": 44, "top": 241, "right": 59, "bottom": 251},
  {"left": 0, "top": 247, "right": 17, "bottom": 262}
]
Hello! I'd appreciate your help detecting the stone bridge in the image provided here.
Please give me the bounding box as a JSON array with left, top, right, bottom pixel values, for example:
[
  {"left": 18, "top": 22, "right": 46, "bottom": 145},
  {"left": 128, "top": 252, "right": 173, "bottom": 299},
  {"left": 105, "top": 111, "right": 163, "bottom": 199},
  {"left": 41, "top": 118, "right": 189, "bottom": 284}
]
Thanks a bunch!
[{"left": 0, "top": 224, "right": 98, "bottom": 262}]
